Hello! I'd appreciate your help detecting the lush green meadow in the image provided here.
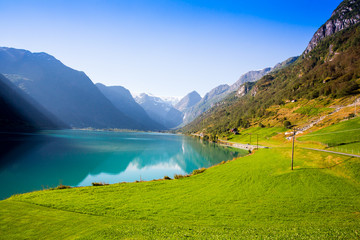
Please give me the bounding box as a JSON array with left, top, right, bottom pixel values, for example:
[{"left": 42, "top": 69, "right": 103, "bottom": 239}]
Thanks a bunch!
[
  {"left": 225, "top": 127, "right": 287, "bottom": 146},
  {"left": 2, "top": 117, "right": 360, "bottom": 239},
  {"left": 298, "top": 117, "right": 360, "bottom": 154},
  {"left": 1, "top": 145, "right": 360, "bottom": 239}
]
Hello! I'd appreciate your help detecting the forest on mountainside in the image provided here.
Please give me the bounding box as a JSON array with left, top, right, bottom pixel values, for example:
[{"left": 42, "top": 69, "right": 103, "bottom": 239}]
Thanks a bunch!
[{"left": 181, "top": 23, "right": 360, "bottom": 134}]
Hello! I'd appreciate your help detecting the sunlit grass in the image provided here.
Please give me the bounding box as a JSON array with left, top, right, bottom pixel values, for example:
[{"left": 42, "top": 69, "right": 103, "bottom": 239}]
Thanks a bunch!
[
  {"left": 225, "top": 127, "right": 287, "bottom": 147},
  {"left": 1, "top": 146, "right": 360, "bottom": 239},
  {"left": 298, "top": 116, "right": 360, "bottom": 154}
]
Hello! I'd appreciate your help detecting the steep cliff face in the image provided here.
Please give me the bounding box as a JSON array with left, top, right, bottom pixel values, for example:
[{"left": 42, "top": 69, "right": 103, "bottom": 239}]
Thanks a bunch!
[
  {"left": 236, "top": 82, "right": 255, "bottom": 98},
  {"left": 304, "top": 0, "right": 360, "bottom": 55}
]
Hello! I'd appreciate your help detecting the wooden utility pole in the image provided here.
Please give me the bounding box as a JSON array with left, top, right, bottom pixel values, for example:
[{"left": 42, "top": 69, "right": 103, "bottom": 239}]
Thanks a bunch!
[
  {"left": 291, "top": 128, "right": 296, "bottom": 170},
  {"left": 355, "top": 97, "right": 357, "bottom": 116}
]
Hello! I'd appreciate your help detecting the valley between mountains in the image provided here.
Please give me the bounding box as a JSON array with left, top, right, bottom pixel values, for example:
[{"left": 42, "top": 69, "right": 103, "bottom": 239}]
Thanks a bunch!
[{"left": 1, "top": 0, "right": 360, "bottom": 239}]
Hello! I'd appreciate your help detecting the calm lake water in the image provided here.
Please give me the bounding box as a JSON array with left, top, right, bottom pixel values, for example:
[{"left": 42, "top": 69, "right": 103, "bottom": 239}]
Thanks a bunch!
[{"left": 0, "top": 130, "right": 247, "bottom": 199}]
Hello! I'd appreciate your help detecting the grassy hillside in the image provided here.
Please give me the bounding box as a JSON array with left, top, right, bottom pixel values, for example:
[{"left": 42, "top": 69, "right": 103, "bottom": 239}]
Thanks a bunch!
[
  {"left": 2, "top": 2, "right": 360, "bottom": 239},
  {"left": 1, "top": 143, "right": 360, "bottom": 239},
  {"left": 223, "top": 126, "right": 287, "bottom": 147},
  {"left": 181, "top": 23, "right": 360, "bottom": 135},
  {"left": 298, "top": 116, "right": 360, "bottom": 154}
]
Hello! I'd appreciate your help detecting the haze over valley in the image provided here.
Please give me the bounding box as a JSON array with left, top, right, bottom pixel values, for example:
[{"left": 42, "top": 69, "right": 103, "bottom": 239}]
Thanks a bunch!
[{"left": 1, "top": 0, "right": 360, "bottom": 239}]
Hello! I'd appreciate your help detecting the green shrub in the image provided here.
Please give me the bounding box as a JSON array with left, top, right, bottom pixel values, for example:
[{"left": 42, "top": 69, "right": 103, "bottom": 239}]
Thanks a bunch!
[
  {"left": 163, "top": 176, "right": 171, "bottom": 180},
  {"left": 92, "top": 182, "right": 109, "bottom": 186},
  {"left": 209, "top": 133, "right": 218, "bottom": 143},
  {"left": 53, "top": 184, "right": 71, "bottom": 190},
  {"left": 284, "top": 120, "right": 292, "bottom": 129},
  {"left": 347, "top": 113, "right": 355, "bottom": 119},
  {"left": 192, "top": 168, "right": 206, "bottom": 175},
  {"left": 203, "top": 135, "right": 210, "bottom": 141},
  {"left": 174, "top": 174, "right": 189, "bottom": 179}
]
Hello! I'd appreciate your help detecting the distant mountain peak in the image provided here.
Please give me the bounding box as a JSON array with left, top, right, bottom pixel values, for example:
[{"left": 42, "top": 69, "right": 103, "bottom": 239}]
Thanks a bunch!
[
  {"left": 135, "top": 93, "right": 166, "bottom": 105},
  {"left": 160, "top": 96, "right": 182, "bottom": 106},
  {"left": 96, "top": 84, "right": 166, "bottom": 130},
  {"left": 135, "top": 93, "right": 183, "bottom": 129},
  {"left": 134, "top": 93, "right": 181, "bottom": 107},
  {"left": 175, "top": 91, "right": 202, "bottom": 112}
]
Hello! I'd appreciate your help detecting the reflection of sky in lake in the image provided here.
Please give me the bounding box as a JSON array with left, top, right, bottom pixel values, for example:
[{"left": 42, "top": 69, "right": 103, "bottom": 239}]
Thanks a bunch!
[
  {"left": 0, "top": 130, "right": 247, "bottom": 199},
  {"left": 78, "top": 161, "right": 185, "bottom": 186}
]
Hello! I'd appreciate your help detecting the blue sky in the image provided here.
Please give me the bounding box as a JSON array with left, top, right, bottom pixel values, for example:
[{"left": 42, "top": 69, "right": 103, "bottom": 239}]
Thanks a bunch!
[{"left": 0, "top": 0, "right": 343, "bottom": 97}]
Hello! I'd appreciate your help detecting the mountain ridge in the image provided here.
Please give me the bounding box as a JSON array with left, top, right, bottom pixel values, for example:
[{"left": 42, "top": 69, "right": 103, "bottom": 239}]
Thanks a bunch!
[
  {"left": 96, "top": 83, "right": 166, "bottom": 130},
  {"left": 0, "top": 74, "right": 66, "bottom": 132},
  {"left": 135, "top": 93, "right": 183, "bottom": 129},
  {"left": 174, "top": 91, "right": 202, "bottom": 112},
  {"left": 181, "top": 56, "right": 298, "bottom": 126},
  {"left": 181, "top": 0, "right": 360, "bottom": 135},
  {"left": 0, "top": 47, "right": 143, "bottom": 130}
]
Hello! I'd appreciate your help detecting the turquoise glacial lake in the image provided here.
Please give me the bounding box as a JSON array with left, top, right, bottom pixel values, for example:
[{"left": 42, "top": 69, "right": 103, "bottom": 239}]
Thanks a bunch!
[{"left": 0, "top": 130, "right": 247, "bottom": 199}]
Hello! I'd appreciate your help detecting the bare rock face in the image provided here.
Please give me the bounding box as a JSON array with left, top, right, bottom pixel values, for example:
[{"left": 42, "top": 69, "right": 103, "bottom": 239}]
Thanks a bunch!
[
  {"left": 230, "top": 68, "right": 271, "bottom": 92},
  {"left": 304, "top": 0, "right": 360, "bottom": 55},
  {"left": 250, "top": 86, "right": 258, "bottom": 97},
  {"left": 236, "top": 83, "right": 252, "bottom": 98}
]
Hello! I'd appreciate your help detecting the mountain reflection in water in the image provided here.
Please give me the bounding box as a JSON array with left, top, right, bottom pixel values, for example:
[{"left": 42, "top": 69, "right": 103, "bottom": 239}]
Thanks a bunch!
[{"left": 0, "top": 130, "right": 247, "bottom": 199}]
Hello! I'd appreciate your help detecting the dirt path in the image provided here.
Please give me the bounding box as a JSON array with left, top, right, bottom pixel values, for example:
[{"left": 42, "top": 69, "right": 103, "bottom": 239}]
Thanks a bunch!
[{"left": 218, "top": 140, "right": 268, "bottom": 151}]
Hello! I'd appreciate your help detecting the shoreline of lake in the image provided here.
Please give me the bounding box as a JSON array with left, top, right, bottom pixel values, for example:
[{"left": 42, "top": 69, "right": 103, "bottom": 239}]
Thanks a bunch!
[{"left": 0, "top": 130, "right": 247, "bottom": 199}]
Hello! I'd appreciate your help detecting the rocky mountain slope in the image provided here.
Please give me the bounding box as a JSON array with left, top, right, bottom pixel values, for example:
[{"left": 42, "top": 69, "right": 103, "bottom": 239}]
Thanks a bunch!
[
  {"left": 304, "top": 0, "right": 360, "bottom": 55},
  {"left": 229, "top": 68, "right": 272, "bottom": 92},
  {"left": 0, "top": 74, "right": 65, "bottom": 132},
  {"left": 181, "top": 85, "right": 230, "bottom": 126},
  {"left": 181, "top": 57, "right": 298, "bottom": 126},
  {"left": 0, "top": 47, "right": 141, "bottom": 130},
  {"left": 181, "top": 0, "right": 360, "bottom": 135}
]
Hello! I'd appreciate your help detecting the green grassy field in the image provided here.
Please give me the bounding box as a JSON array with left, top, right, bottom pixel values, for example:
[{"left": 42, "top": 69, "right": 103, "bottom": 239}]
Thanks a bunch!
[
  {"left": 225, "top": 127, "right": 287, "bottom": 146},
  {"left": 1, "top": 146, "right": 360, "bottom": 239},
  {"left": 298, "top": 117, "right": 360, "bottom": 154}
]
